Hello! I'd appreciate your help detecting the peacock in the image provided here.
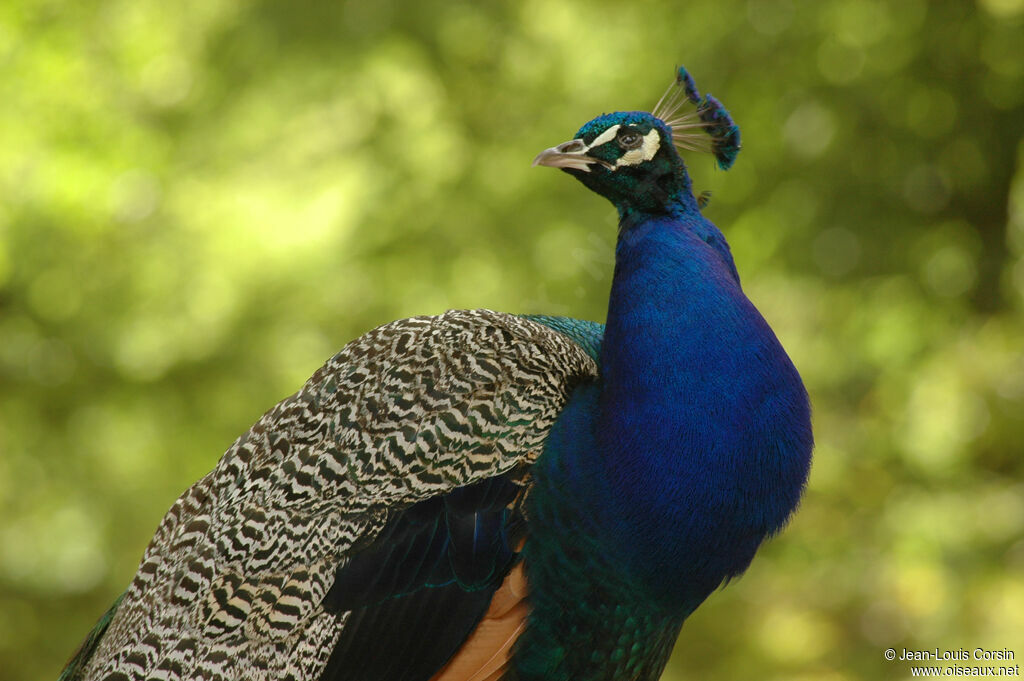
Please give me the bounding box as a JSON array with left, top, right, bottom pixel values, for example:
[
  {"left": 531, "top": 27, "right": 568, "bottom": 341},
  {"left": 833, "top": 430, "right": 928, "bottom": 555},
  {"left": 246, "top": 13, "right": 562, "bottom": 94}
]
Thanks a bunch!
[{"left": 61, "top": 66, "right": 813, "bottom": 681}]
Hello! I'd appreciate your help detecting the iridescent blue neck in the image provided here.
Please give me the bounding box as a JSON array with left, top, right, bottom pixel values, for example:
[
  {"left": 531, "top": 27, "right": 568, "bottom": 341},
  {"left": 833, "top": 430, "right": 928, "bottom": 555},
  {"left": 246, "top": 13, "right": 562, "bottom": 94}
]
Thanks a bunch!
[{"left": 590, "top": 199, "right": 811, "bottom": 610}]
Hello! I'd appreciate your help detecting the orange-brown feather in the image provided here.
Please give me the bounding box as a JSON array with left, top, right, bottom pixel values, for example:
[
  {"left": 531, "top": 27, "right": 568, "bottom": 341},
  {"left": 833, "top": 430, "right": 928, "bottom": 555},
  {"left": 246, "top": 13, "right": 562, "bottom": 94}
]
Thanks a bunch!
[{"left": 429, "top": 562, "right": 529, "bottom": 681}]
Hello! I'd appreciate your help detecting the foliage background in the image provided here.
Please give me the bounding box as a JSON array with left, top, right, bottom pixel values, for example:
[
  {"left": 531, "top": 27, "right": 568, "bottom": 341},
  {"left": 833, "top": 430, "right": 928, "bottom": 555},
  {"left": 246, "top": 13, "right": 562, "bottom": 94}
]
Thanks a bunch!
[{"left": 2, "top": 0, "right": 1023, "bottom": 679}]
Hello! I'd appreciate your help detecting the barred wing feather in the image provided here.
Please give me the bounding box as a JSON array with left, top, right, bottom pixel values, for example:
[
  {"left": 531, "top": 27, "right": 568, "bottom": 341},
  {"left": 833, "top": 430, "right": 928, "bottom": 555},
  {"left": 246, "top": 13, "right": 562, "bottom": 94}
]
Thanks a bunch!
[{"left": 73, "top": 309, "right": 599, "bottom": 681}]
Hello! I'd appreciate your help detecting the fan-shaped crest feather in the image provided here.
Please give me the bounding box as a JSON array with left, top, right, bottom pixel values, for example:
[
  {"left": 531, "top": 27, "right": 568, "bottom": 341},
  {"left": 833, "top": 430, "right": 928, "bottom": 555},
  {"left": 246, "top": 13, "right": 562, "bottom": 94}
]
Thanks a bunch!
[{"left": 652, "top": 66, "right": 742, "bottom": 170}]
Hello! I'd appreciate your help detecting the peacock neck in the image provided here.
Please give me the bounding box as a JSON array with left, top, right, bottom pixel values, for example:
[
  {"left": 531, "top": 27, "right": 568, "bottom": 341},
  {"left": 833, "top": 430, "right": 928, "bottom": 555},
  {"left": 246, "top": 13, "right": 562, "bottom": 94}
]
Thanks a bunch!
[
  {"left": 600, "top": 201, "right": 748, "bottom": 433},
  {"left": 589, "top": 201, "right": 800, "bottom": 611},
  {"left": 600, "top": 202, "right": 745, "bottom": 407}
]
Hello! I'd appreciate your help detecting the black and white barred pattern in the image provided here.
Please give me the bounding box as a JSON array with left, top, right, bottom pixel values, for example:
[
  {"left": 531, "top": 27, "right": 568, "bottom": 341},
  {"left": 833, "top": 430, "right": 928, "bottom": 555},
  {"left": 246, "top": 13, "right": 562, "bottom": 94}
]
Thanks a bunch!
[{"left": 80, "top": 309, "right": 598, "bottom": 681}]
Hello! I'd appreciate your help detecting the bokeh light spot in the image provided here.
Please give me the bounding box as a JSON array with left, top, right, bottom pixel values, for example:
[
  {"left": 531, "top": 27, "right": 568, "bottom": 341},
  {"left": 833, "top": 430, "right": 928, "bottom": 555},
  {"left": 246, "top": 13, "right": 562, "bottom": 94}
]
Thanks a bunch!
[
  {"left": 813, "top": 227, "right": 861, "bottom": 277},
  {"left": 783, "top": 102, "right": 835, "bottom": 158}
]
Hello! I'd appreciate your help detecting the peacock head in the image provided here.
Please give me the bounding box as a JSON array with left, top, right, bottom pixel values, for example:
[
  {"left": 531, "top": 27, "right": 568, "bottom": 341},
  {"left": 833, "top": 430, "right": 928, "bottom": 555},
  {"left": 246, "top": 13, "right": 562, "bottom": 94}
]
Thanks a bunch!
[{"left": 533, "top": 66, "right": 740, "bottom": 216}]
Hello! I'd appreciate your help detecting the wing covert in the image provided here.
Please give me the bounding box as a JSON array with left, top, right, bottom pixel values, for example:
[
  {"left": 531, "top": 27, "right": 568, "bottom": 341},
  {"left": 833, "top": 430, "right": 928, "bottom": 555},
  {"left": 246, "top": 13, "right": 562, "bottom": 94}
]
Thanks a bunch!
[{"left": 75, "top": 309, "right": 599, "bottom": 681}]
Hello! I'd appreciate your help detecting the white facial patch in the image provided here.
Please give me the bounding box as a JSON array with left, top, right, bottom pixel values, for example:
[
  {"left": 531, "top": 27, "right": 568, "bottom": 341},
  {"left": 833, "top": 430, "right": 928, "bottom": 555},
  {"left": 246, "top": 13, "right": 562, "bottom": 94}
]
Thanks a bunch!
[
  {"left": 581, "top": 125, "right": 661, "bottom": 171},
  {"left": 586, "top": 124, "right": 621, "bottom": 150},
  {"left": 614, "top": 129, "right": 661, "bottom": 168}
]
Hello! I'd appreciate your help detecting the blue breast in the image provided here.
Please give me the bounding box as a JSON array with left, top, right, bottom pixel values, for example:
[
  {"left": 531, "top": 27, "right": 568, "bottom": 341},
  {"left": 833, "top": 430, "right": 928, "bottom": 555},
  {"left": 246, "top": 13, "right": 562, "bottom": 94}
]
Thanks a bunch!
[{"left": 532, "top": 207, "right": 812, "bottom": 611}]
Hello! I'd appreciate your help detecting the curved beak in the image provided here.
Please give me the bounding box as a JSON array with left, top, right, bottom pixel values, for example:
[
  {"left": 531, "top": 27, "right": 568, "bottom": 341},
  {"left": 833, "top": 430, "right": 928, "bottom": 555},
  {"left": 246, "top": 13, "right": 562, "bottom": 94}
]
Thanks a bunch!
[{"left": 532, "top": 139, "right": 611, "bottom": 172}]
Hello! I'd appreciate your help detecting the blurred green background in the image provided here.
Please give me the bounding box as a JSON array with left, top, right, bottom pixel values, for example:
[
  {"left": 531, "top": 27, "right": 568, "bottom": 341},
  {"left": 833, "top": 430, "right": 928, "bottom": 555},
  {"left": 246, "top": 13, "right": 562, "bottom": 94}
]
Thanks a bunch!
[{"left": 2, "top": 0, "right": 1023, "bottom": 679}]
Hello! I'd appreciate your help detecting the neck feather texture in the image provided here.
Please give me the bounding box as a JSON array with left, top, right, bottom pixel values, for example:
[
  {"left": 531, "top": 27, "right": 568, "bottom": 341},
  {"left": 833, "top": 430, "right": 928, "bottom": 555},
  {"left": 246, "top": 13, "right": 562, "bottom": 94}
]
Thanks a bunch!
[{"left": 589, "top": 204, "right": 812, "bottom": 611}]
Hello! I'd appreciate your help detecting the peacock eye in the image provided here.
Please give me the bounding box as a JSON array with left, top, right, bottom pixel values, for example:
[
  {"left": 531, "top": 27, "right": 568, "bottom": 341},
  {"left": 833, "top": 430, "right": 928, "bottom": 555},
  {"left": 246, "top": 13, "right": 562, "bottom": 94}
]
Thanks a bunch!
[{"left": 617, "top": 130, "right": 643, "bottom": 150}]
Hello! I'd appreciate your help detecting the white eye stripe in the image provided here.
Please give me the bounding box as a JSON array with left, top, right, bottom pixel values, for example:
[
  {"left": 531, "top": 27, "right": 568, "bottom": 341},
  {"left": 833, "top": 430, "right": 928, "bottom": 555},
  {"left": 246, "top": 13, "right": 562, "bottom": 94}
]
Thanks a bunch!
[
  {"left": 615, "top": 129, "right": 661, "bottom": 168},
  {"left": 582, "top": 125, "right": 661, "bottom": 171},
  {"left": 585, "top": 124, "right": 621, "bottom": 150}
]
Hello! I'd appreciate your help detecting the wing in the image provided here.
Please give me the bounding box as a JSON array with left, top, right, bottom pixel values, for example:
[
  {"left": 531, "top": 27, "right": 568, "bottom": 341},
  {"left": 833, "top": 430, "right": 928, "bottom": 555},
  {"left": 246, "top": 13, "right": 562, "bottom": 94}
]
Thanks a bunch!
[
  {"left": 319, "top": 474, "right": 527, "bottom": 681},
  {"left": 71, "top": 309, "right": 599, "bottom": 681}
]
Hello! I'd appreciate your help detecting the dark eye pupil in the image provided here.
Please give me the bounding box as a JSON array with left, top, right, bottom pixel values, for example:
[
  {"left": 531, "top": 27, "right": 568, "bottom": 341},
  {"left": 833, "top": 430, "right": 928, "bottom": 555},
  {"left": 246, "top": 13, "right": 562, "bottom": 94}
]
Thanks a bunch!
[{"left": 618, "top": 131, "right": 642, "bottom": 149}]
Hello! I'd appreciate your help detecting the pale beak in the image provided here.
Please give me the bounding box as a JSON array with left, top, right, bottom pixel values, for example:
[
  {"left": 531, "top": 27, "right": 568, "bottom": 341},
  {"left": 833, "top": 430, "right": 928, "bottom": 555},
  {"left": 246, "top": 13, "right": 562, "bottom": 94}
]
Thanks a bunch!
[{"left": 532, "top": 139, "right": 611, "bottom": 172}]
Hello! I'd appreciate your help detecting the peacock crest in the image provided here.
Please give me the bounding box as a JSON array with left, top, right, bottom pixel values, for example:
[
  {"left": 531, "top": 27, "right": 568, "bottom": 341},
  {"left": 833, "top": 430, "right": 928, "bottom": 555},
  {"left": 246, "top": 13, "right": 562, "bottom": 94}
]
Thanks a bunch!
[{"left": 652, "top": 66, "right": 742, "bottom": 170}]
